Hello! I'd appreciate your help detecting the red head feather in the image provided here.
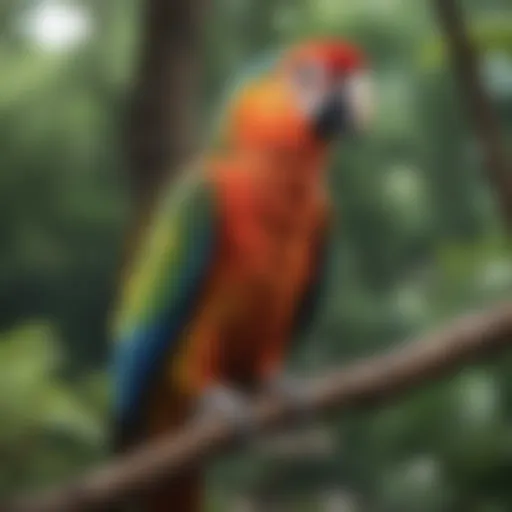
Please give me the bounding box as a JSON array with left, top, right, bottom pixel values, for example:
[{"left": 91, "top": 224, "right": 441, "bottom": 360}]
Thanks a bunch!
[
  {"left": 282, "top": 39, "right": 367, "bottom": 77},
  {"left": 224, "top": 39, "right": 369, "bottom": 151}
]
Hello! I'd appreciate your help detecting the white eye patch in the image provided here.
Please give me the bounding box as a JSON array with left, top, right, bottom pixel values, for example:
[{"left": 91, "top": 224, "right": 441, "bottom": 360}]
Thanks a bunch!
[
  {"left": 290, "top": 62, "right": 329, "bottom": 117},
  {"left": 343, "top": 71, "right": 375, "bottom": 131}
]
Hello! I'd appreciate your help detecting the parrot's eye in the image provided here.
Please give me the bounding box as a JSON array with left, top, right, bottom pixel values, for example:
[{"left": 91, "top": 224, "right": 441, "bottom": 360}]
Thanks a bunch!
[
  {"left": 290, "top": 62, "right": 328, "bottom": 117},
  {"left": 292, "top": 62, "right": 327, "bottom": 92}
]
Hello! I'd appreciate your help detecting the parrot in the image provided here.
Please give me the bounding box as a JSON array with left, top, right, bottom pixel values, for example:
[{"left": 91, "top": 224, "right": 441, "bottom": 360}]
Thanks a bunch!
[{"left": 111, "top": 38, "right": 373, "bottom": 512}]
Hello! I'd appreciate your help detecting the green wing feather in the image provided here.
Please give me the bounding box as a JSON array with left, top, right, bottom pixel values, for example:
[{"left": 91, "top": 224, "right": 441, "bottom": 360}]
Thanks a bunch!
[{"left": 111, "top": 162, "right": 217, "bottom": 447}]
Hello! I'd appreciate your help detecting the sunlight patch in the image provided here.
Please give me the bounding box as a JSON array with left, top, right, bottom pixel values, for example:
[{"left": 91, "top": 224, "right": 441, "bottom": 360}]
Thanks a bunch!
[{"left": 21, "top": 1, "right": 92, "bottom": 52}]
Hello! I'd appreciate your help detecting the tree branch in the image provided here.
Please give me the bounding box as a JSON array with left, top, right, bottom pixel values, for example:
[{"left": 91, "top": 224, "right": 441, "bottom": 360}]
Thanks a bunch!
[
  {"left": 6, "top": 302, "right": 512, "bottom": 512},
  {"left": 432, "top": 0, "right": 512, "bottom": 228}
]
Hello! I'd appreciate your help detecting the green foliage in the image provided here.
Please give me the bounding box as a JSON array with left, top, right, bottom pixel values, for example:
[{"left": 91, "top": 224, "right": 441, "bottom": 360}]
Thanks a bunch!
[
  {"left": 0, "top": 323, "right": 106, "bottom": 496},
  {"left": 0, "top": 0, "right": 511, "bottom": 508}
]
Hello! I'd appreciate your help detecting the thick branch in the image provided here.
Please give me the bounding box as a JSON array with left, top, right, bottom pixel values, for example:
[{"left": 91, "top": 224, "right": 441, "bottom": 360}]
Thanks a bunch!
[
  {"left": 433, "top": 0, "right": 512, "bottom": 228},
  {"left": 7, "top": 302, "right": 512, "bottom": 512}
]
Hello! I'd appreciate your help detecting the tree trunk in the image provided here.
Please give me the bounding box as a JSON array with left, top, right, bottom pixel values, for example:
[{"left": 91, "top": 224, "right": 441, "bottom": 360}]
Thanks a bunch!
[{"left": 120, "top": 0, "right": 205, "bottom": 279}]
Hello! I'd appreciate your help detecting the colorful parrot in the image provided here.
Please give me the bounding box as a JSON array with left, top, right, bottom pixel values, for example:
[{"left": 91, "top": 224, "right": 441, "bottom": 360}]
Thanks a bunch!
[{"left": 111, "top": 39, "right": 373, "bottom": 511}]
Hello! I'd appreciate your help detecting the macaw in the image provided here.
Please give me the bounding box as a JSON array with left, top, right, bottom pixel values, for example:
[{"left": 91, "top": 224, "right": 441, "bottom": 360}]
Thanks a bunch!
[{"left": 111, "top": 39, "right": 373, "bottom": 511}]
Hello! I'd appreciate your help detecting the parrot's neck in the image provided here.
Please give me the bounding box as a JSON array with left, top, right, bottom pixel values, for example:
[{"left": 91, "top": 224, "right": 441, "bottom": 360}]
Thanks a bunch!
[
  {"left": 211, "top": 144, "right": 330, "bottom": 218},
  {"left": 229, "top": 144, "right": 330, "bottom": 186}
]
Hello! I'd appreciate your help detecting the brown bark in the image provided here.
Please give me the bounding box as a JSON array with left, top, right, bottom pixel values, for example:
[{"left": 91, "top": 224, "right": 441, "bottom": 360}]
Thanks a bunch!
[
  {"left": 126, "top": 0, "right": 204, "bottom": 204},
  {"left": 432, "top": 0, "right": 512, "bottom": 229},
  {"left": 7, "top": 302, "right": 512, "bottom": 512},
  {"left": 117, "top": 0, "right": 205, "bottom": 289}
]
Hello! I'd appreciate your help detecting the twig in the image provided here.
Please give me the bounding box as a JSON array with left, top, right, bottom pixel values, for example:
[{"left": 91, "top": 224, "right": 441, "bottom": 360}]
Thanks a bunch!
[{"left": 6, "top": 302, "right": 512, "bottom": 512}]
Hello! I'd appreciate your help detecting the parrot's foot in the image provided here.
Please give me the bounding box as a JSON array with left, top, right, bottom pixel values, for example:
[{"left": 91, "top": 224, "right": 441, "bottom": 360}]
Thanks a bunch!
[
  {"left": 262, "top": 374, "right": 313, "bottom": 426},
  {"left": 193, "top": 384, "right": 256, "bottom": 442}
]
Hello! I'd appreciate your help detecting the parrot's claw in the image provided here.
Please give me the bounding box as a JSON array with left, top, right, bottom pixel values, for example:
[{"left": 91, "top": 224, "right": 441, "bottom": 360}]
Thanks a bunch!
[
  {"left": 193, "top": 384, "right": 256, "bottom": 441},
  {"left": 263, "top": 374, "right": 313, "bottom": 426}
]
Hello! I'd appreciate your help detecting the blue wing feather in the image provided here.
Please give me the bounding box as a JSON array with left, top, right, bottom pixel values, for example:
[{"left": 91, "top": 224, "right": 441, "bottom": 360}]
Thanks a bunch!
[{"left": 111, "top": 168, "right": 216, "bottom": 447}]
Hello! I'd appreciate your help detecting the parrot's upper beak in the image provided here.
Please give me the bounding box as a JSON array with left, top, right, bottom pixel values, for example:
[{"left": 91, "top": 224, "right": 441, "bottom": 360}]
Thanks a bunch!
[{"left": 313, "top": 71, "right": 375, "bottom": 141}]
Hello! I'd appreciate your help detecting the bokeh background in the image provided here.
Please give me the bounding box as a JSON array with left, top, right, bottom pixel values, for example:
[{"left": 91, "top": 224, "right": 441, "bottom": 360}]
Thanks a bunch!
[{"left": 1, "top": 0, "right": 512, "bottom": 510}]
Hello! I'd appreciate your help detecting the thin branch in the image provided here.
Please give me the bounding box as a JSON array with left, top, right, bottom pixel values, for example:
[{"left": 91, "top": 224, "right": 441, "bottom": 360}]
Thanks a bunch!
[
  {"left": 6, "top": 302, "right": 512, "bottom": 512},
  {"left": 433, "top": 0, "right": 512, "bottom": 228}
]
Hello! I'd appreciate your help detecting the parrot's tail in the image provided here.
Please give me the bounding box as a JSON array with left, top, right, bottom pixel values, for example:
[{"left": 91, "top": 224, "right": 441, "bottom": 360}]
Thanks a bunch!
[
  {"left": 107, "top": 464, "right": 202, "bottom": 512},
  {"left": 112, "top": 387, "right": 202, "bottom": 512},
  {"left": 108, "top": 447, "right": 203, "bottom": 512},
  {"left": 144, "top": 470, "right": 202, "bottom": 512}
]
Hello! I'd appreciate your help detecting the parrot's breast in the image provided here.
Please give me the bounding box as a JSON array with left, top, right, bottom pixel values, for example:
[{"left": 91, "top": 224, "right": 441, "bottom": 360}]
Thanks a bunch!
[
  {"left": 212, "top": 159, "right": 325, "bottom": 384},
  {"left": 170, "top": 156, "right": 327, "bottom": 393}
]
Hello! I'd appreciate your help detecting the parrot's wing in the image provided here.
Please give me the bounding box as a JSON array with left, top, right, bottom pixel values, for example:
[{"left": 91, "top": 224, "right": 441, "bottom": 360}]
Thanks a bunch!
[
  {"left": 111, "top": 164, "right": 216, "bottom": 447},
  {"left": 291, "top": 214, "right": 333, "bottom": 346}
]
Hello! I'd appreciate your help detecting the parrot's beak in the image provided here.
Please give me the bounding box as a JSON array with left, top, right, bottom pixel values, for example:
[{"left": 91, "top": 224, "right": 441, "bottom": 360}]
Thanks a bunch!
[
  {"left": 312, "top": 94, "right": 348, "bottom": 141},
  {"left": 313, "top": 71, "right": 375, "bottom": 141}
]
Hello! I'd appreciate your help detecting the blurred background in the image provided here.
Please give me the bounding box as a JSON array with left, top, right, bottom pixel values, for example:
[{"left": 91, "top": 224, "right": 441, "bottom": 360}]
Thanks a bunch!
[{"left": 0, "top": 0, "right": 511, "bottom": 510}]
